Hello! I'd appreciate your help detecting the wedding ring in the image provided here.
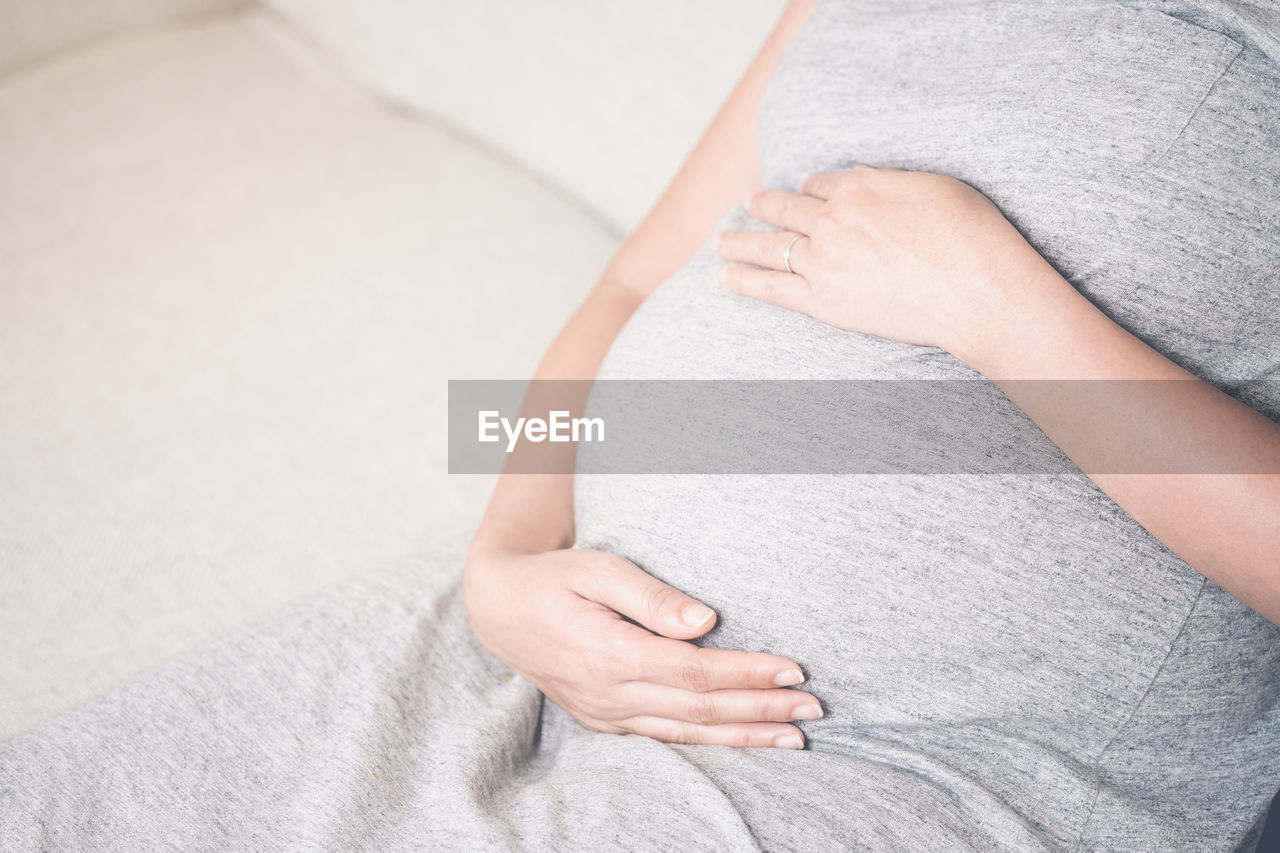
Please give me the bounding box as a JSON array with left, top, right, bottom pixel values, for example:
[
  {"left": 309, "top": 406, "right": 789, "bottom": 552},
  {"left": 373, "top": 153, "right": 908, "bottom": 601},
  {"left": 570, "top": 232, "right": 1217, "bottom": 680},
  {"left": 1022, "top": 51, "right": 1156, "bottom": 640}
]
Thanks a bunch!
[{"left": 782, "top": 234, "right": 802, "bottom": 274}]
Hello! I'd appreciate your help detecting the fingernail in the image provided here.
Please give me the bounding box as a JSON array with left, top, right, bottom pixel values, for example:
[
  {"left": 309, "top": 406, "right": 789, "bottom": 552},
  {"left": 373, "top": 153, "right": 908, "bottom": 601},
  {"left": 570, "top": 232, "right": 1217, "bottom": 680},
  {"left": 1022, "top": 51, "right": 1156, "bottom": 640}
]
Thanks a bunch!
[
  {"left": 773, "top": 733, "right": 804, "bottom": 750},
  {"left": 793, "top": 703, "right": 824, "bottom": 720},
  {"left": 681, "top": 604, "right": 714, "bottom": 627},
  {"left": 774, "top": 669, "right": 805, "bottom": 687}
]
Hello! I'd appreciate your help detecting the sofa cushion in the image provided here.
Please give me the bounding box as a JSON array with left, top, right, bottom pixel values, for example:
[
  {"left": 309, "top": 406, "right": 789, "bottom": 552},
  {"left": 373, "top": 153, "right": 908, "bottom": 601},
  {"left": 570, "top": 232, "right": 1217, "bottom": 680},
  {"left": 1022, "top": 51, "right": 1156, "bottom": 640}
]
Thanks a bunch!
[
  {"left": 261, "top": 0, "right": 788, "bottom": 233},
  {"left": 0, "top": 10, "right": 617, "bottom": 736},
  {"left": 0, "top": 0, "right": 234, "bottom": 73}
]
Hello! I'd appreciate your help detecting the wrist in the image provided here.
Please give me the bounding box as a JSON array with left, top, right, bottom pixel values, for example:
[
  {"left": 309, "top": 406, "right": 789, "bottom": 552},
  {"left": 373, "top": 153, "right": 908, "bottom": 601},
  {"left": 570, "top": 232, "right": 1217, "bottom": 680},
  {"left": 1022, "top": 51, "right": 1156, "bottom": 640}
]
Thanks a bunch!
[
  {"left": 949, "top": 245, "right": 1089, "bottom": 379},
  {"left": 469, "top": 512, "right": 572, "bottom": 565},
  {"left": 462, "top": 544, "right": 527, "bottom": 630},
  {"left": 465, "top": 537, "right": 535, "bottom": 578}
]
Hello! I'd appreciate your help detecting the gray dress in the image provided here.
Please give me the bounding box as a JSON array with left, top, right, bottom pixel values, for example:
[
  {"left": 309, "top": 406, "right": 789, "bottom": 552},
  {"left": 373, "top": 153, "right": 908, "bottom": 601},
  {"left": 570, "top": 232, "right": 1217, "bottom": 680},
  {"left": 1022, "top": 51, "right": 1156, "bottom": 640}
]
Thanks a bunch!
[{"left": 3, "top": 1, "right": 1278, "bottom": 850}]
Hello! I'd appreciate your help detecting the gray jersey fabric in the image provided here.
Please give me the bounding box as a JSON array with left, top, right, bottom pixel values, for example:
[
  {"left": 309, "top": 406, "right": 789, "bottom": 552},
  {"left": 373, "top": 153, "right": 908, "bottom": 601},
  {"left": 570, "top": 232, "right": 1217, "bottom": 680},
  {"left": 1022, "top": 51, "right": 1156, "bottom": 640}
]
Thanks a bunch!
[{"left": 3, "top": 1, "right": 1279, "bottom": 850}]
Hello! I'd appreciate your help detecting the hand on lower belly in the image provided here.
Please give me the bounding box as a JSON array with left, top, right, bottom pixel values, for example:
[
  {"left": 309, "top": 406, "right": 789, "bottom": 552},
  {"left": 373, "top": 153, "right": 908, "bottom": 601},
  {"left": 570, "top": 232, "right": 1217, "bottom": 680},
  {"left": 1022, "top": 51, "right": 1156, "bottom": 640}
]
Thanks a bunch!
[{"left": 462, "top": 546, "right": 823, "bottom": 749}]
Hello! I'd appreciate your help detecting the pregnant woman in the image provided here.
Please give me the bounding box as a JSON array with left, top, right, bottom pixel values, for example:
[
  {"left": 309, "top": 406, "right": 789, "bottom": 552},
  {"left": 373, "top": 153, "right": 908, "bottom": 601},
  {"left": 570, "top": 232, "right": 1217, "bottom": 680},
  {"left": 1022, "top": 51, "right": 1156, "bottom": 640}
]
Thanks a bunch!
[{"left": 3, "top": 0, "right": 1279, "bottom": 850}]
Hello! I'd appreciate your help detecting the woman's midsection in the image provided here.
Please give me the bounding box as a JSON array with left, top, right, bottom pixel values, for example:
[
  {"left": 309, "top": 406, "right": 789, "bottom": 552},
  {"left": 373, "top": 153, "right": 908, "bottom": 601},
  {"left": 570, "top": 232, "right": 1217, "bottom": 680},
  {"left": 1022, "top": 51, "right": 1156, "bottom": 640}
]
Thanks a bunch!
[
  {"left": 569, "top": 0, "right": 1277, "bottom": 761},
  {"left": 574, "top": 467, "right": 1201, "bottom": 759},
  {"left": 573, "top": 253, "right": 1204, "bottom": 759}
]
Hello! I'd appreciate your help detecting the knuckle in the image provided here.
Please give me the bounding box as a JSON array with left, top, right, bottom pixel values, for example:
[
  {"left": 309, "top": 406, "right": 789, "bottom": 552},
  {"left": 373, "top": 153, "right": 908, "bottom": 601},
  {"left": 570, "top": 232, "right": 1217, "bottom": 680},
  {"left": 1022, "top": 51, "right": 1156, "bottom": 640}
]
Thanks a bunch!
[
  {"left": 670, "top": 724, "right": 700, "bottom": 745},
  {"left": 578, "top": 715, "right": 623, "bottom": 734},
  {"left": 639, "top": 582, "right": 680, "bottom": 621},
  {"left": 733, "top": 729, "right": 755, "bottom": 749},
  {"left": 577, "top": 714, "right": 608, "bottom": 732},
  {"left": 834, "top": 176, "right": 861, "bottom": 199},
  {"left": 580, "top": 646, "right": 619, "bottom": 684},
  {"left": 807, "top": 236, "right": 828, "bottom": 264},
  {"left": 578, "top": 690, "right": 614, "bottom": 719},
  {"left": 677, "top": 659, "right": 713, "bottom": 692},
  {"left": 597, "top": 552, "right": 637, "bottom": 584},
  {"left": 685, "top": 695, "right": 720, "bottom": 726}
]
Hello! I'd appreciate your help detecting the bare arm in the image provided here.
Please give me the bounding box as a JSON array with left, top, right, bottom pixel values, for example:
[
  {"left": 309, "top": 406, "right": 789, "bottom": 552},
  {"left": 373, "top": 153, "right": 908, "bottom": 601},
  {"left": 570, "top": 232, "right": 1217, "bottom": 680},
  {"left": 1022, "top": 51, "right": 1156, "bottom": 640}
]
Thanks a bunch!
[
  {"left": 470, "top": 0, "right": 818, "bottom": 559},
  {"left": 464, "top": 1, "right": 826, "bottom": 750},
  {"left": 963, "top": 254, "right": 1280, "bottom": 624},
  {"left": 718, "top": 167, "right": 1280, "bottom": 625}
]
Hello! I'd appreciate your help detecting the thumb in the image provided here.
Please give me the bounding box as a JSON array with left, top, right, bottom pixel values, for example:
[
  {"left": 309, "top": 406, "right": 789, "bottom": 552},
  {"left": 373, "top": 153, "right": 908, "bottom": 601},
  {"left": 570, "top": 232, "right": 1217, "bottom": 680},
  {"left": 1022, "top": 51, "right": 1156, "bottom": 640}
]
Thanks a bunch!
[{"left": 575, "top": 552, "right": 717, "bottom": 640}]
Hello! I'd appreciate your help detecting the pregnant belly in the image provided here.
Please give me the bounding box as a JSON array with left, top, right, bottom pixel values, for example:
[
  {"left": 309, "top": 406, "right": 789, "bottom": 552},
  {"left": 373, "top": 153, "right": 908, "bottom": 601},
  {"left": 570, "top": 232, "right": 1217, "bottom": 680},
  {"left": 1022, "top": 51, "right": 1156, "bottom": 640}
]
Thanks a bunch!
[
  {"left": 573, "top": 223, "right": 1204, "bottom": 766},
  {"left": 576, "top": 472, "right": 1196, "bottom": 752}
]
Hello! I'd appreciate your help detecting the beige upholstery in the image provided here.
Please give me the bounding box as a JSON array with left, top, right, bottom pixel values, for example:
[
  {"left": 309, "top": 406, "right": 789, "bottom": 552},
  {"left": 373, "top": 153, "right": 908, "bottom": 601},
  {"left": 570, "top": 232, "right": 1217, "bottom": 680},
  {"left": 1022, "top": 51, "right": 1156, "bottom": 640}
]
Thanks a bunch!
[
  {"left": 0, "top": 0, "right": 783, "bottom": 736},
  {"left": 0, "top": 0, "right": 237, "bottom": 72},
  {"left": 261, "top": 0, "right": 787, "bottom": 233},
  {"left": 0, "top": 9, "right": 622, "bottom": 736}
]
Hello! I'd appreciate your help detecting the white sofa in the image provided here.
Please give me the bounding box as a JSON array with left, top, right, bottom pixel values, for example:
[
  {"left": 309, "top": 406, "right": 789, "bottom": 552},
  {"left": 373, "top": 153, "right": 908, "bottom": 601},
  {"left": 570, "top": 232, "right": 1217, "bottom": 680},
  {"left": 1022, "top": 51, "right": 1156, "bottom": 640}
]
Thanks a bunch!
[{"left": 0, "top": 0, "right": 786, "bottom": 737}]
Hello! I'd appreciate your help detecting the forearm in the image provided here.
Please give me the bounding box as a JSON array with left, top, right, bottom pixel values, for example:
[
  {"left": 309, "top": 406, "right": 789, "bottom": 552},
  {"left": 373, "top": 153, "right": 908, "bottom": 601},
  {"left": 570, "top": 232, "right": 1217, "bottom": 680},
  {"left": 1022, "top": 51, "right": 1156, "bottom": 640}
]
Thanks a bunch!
[
  {"left": 466, "top": 0, "right": 818, "bottom": 562},
  {"left": 469, "top": 281, "right": 644, "bottom": 558},
  {"left": 718, "top": 166, "right": 1278, "bottom": 620},
  {"left": 959, "top": 249, "right": 1280, "bottom": 623}
]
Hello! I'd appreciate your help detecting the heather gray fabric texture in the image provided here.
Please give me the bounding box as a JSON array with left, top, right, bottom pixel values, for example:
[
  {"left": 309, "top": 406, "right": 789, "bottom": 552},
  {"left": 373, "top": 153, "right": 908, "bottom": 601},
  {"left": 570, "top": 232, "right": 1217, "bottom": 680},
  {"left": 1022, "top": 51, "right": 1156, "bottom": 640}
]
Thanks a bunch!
[{"left": 4, "top": 0, "right": 1280, "bottom": 850}]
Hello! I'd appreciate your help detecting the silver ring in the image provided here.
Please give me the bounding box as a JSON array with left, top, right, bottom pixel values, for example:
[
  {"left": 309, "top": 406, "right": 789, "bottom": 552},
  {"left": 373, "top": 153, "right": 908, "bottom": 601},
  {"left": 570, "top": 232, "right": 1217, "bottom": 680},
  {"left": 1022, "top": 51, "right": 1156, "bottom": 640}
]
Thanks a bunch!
[{"left": 782, "top": 234, "right": 802, "bottom": 274}]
